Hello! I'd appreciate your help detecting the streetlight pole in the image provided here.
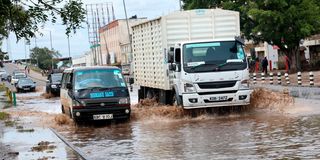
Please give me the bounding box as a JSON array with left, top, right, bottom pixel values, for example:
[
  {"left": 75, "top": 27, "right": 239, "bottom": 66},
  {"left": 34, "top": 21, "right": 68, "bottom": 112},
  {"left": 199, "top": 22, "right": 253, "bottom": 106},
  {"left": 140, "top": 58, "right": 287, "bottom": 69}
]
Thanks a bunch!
[
  {"left": 67, "top": 35, "right": 72, "bottom": 66},
  {"left": 50, "top": 31, "right": 54, "bottom": 70},
  {"left": 123, "top": 0, "right": 132, "bottom": 65}
]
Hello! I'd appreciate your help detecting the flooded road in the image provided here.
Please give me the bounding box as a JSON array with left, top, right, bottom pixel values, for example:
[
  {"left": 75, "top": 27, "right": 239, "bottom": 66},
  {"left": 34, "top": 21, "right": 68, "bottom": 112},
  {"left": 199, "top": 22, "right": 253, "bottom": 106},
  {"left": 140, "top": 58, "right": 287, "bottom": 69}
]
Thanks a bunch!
[
  {"left": 56, "top": 104, "right": 320, "bottom": 159},
  {"left": 2, "top": 78, "right": 320, "bottom": 159}
]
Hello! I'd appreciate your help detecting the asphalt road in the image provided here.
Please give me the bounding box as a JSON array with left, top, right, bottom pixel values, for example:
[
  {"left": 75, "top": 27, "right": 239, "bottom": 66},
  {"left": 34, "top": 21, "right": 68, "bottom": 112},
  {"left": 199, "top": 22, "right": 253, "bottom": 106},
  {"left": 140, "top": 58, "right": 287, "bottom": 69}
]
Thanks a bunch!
[{"left": 3, "top": 63, "right": 46, "bottom": 87}]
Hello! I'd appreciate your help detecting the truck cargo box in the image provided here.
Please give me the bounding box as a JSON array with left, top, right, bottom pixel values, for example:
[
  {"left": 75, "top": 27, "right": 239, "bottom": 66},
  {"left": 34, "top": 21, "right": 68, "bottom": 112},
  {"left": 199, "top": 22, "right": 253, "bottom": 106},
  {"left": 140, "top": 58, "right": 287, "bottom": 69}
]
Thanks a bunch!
[{"left": 132, "top": 9, "right": 240, "bottom": 91}]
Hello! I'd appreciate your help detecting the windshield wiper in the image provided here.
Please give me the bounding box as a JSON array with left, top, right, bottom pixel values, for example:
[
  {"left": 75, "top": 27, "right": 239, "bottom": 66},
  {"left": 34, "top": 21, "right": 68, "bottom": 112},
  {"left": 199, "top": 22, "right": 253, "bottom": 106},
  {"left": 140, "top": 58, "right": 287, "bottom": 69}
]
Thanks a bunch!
[
  {"left": 76, "top": 86, "right": 106, "bottom": 92},
  {"left": 190, "top": 63, "right": 218, "bottom": 71},
  {"left": 216, "top": 59, "right": 245, "bottom": 70}
]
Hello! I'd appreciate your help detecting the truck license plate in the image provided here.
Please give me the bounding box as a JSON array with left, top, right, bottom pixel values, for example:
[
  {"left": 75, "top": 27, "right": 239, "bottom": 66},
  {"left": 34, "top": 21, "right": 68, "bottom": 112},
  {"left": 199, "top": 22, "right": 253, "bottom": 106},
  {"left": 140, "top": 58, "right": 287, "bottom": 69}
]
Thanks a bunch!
[
  {"left": 209, "top": 96, "right": 228, "bottom": 101},
  {"left": 93, "top": 114, "right": 113, "bottom": 120}
]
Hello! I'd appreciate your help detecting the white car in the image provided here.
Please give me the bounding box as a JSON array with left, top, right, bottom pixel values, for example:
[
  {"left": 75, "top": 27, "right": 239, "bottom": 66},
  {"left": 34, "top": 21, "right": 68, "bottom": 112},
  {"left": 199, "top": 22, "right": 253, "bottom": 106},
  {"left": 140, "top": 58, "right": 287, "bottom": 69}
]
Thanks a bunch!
[
  {"left": 11, "top": 73, "right": 27, "bottom": 85},
  {"left": 0, "top": 69, "right": 6, "bottom": 77}
]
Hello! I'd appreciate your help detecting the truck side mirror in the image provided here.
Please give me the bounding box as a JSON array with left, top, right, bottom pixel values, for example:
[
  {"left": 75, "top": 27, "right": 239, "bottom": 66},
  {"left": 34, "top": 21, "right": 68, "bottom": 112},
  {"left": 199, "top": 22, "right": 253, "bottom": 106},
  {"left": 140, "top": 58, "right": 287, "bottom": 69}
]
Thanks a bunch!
[
  {"left": 129, "top": 77, "right": 134, "bottom": 85},
  {"left": 169, "top": 63, "right": 176, "bottom": 71},
  {"left": 66, "top": 82, "right": 72, "bottom": 90},
  {"left": 168, "top": 47, "right": 174, "bottom": 63},
  {"left": 174, "top": 48, "right": 181, "bottom": 63}
]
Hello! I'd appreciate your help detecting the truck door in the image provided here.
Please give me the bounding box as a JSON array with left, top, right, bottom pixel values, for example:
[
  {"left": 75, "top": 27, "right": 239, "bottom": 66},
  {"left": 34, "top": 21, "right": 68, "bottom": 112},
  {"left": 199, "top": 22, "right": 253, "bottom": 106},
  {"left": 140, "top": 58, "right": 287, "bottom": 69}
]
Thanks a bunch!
[{"left": 173, "top": 48, "right": 182, "bottom": 94}]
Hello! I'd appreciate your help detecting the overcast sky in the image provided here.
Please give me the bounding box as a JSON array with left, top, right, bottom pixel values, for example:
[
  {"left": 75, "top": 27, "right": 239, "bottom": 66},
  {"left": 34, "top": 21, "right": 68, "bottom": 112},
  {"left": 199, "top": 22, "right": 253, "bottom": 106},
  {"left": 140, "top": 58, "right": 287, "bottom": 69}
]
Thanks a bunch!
[{"left": 2, "top": 0, "right": 180, "bottom": 60}]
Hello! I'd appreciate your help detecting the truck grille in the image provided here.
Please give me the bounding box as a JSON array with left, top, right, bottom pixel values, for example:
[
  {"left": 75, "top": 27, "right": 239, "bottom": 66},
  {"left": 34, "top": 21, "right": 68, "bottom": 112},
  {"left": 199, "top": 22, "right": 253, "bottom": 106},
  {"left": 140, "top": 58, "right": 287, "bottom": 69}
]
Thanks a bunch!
[{"left": 197, "top": 81, "right": 237, "bottom": 89}]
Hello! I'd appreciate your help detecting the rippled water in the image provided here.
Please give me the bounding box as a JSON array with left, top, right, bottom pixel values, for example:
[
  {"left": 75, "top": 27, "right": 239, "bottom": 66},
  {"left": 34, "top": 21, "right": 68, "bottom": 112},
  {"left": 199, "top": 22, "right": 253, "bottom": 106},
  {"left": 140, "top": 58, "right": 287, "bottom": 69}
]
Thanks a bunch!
[{"left": 58, "top": 110, "right": 320, "bottom": 160}]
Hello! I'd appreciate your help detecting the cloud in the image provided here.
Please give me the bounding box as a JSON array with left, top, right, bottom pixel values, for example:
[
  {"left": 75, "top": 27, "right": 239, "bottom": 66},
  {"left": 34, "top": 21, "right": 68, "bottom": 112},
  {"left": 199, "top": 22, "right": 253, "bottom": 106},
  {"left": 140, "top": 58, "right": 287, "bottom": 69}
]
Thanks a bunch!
[{"left": 4, "top": 0, "right": 180, "bottom": 60}]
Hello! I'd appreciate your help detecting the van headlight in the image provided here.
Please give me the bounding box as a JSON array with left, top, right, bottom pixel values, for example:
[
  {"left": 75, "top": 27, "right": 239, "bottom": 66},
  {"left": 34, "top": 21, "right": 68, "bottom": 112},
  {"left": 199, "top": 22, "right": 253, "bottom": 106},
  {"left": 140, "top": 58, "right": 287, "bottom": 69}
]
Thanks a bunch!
[
  {"left": 184, "top": 83, "right": 196, "bottom": 93},
  {"left": 119, "top": 98, "right": 129, "bottom": 104},
  {"left": 51, "top": 84, "right": 57, "bottom": 88},
  {"left": 239, "top": 79, "right": 249, "bottom": 90}
]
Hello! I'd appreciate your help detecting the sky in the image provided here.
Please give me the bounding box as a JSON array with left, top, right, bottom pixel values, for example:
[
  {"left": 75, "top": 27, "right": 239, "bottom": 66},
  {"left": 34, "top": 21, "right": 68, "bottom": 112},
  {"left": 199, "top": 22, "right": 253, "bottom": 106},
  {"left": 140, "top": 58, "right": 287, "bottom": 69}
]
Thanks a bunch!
[{"left": 1, "top": 0, "right": 180, "bottom": 60}]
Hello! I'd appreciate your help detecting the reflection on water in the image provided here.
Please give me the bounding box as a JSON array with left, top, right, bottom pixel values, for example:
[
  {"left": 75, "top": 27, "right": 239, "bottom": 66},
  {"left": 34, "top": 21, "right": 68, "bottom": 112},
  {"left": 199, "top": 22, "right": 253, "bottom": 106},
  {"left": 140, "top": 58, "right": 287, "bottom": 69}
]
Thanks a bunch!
[
  {"left": 0, "top": 91, "right": 11, "bottom": 109},
  {"left": 59, "top": 111, "right": 320, "bottom": 159},
  {"left": 1, "top": 127, "right": 81, "bottom": 160}
]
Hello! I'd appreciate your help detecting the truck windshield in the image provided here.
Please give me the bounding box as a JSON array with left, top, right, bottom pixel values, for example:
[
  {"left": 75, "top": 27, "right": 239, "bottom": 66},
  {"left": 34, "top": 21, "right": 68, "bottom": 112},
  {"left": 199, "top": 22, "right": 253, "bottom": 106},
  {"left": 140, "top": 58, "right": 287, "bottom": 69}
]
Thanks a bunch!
[
  {"left": 183, "top": 41, "right": 247, "bottom": 73},
  {"left": 74, "top": 69, "right": 126, "bottom": 91}
]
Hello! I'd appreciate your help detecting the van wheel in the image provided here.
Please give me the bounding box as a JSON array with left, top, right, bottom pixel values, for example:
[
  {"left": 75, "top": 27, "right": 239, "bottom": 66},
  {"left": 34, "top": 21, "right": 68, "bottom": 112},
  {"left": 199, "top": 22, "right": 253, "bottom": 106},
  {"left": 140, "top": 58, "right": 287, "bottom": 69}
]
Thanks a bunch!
[
  {"left": 69, "top": 110, "right": 72, "bottom": 118},
  {"left": 61, "top": 106, "right": 65, "bottom": 114}
]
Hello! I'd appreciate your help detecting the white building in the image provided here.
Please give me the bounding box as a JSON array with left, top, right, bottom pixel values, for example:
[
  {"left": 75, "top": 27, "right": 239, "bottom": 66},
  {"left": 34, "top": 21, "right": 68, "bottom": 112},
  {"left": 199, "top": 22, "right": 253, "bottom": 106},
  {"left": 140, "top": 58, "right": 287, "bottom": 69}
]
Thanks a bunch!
[
  {"left": 72, "top": 51, "right": 94, "bottom": 67},
  {"left": 99, "top": 17, "right": 147, "bottom": 65}
]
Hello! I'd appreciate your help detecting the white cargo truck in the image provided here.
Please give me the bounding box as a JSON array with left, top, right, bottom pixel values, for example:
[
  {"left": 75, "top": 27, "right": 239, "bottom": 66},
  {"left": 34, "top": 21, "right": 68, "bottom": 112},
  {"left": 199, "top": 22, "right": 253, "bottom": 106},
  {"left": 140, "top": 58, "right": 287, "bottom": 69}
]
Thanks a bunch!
[{"left": 131, "top": 9, "right": 252, "bottom": 109}]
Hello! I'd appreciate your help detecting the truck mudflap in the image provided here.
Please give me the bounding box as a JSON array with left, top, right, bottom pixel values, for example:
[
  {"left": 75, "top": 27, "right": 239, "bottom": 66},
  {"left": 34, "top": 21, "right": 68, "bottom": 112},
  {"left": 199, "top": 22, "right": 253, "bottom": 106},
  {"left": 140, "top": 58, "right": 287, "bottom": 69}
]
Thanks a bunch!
[{"left": 182, "top": 89, "right": 252, "bottom": 109}]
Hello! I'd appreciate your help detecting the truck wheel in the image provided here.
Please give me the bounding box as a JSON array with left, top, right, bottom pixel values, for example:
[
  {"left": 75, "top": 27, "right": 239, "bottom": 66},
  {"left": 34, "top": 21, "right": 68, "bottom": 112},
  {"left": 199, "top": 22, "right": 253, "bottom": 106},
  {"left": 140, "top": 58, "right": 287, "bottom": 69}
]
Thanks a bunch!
[
  {"left": 138, "top": 89, "right": 145, "bottom": 102},
  {"left": 146, "top": 89, "right": 153, "bottom": 99},
  {"left": 173, "top": 92, "right": 182, "bottom": 106}
]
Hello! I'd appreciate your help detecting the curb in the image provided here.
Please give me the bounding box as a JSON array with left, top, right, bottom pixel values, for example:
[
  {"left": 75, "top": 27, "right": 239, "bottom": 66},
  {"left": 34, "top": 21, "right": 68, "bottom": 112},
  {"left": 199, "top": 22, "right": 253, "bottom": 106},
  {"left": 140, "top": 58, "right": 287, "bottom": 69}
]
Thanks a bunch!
[{"left": 252, "top": 84, "right": 320, "bottom": 100}]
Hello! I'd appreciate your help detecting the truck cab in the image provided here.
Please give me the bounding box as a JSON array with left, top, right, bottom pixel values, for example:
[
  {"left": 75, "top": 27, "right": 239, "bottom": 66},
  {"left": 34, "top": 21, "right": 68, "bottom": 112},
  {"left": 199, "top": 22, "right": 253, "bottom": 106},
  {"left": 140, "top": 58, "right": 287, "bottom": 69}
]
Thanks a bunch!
[{"left": 169, "top": 38, "right": 252, "bottom": 109}]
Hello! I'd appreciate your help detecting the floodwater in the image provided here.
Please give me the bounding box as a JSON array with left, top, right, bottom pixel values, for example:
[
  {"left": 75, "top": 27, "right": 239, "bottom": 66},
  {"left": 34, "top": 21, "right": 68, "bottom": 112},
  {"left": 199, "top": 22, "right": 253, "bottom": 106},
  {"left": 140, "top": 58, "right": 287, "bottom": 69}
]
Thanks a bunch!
[
  {"left": 3, "top": 88, "right": 320, "bottom": 159},
  {"left": 55, "top": 95, "right": 320, "bottom": 160},
  {"left": 1, "top": 127, "right": 81, "bottom": 160}
]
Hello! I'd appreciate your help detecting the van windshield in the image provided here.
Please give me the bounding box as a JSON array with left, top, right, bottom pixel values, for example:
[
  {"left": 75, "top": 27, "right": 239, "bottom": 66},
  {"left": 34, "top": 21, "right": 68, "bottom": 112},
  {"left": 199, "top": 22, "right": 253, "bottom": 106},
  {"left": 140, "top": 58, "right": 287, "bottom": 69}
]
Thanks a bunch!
[
  {"left": 51, "top": 73, "right": 62, "bottom": 83},
  {"left": 74, "top": 69, "right": 126, "bottom": 91}
]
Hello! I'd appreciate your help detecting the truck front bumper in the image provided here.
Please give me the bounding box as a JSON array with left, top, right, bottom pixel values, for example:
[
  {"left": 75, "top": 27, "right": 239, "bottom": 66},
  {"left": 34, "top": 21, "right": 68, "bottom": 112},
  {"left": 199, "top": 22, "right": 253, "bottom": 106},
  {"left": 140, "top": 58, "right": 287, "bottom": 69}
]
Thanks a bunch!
[{"left": 182, "top": 89, "right": 252, "bottom": 109}]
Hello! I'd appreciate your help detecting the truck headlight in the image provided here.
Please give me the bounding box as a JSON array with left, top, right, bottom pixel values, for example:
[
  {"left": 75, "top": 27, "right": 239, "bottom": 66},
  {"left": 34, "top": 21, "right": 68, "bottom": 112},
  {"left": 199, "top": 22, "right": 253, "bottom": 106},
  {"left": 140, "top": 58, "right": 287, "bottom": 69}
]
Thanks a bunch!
[
  {"left": 119, "top": 98, "right": 129, "bottom": 104},
  {"left": 239, "top": 79, "right": 249, "bottom": 90},
  {"left": 51, "top": 84, "right": 57, "bottom": 88},
  {"left": 184, "top": 83, "right": 196, "bottom": 93}
]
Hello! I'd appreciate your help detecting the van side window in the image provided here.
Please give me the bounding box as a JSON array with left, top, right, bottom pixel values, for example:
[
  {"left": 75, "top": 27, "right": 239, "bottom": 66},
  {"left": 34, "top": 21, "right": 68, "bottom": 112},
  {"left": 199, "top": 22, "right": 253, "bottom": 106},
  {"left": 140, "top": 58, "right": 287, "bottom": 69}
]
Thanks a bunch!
[
  {"left": 61, "top": 73, "right": 69, "bottom": 89},
  {"left": 61, "top": 73, "right": 67, "bottom": 88}
]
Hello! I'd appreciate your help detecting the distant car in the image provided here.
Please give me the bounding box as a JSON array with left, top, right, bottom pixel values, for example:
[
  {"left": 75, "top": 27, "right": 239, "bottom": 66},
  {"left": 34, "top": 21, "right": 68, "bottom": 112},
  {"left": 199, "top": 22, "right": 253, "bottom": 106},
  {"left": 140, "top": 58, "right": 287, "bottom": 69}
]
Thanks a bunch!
[
  {"left": 11, "top": 73, "right": 27, "bottom": 85},
  {"left": 46, "top": 73, "right": 63, "bottom": 95},
  {"left": 12, "top": 69, "right": 24, "bottom": 75},
  {"left": 0, "top": 69, "right": 7, "bottom": 80},
  {"left": 16, "top": 78, "right": 36, "bottom": 92},
  {"left": 1, "top": 73, "right": 9, "bottom": 81}
]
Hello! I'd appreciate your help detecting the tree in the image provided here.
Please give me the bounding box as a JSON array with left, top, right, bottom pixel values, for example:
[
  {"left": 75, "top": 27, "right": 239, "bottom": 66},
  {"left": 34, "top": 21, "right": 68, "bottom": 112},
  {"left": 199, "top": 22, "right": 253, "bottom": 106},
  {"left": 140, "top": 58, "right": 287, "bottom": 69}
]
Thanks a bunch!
[
  {"left": 0, "top": 0, "right": 86, "bottom": 41},
  {"left": 182, "top": 0, "right": 223, "bottom": 10},
  {"left": 182, "top": 0, "right": 320, "bottom": 71},
  {"left": 30, "top": 47, "right": 61, "bottom": 70}
]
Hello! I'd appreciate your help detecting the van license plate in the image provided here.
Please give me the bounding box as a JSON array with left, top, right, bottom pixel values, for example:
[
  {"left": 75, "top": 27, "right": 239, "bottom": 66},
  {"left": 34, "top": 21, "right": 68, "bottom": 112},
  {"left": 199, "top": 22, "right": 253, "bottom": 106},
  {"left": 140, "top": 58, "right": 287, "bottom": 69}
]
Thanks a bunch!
[
  {"left": 93, "top": 114, "right": 113, "bottom": 120},
  {"left": 209, "top": 96, "right": 228, "bottom": 101}
]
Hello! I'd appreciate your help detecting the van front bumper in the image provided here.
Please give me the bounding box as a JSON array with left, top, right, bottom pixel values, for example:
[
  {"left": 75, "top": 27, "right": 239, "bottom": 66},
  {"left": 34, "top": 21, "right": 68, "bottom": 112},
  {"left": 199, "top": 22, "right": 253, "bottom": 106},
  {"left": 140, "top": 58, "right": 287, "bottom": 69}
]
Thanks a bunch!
[
  {"left": 72, "top": 105, "right": 131, "bottom": 121},
  {"left": 182, "top": 89, "right": 252, "bottom": 109}
]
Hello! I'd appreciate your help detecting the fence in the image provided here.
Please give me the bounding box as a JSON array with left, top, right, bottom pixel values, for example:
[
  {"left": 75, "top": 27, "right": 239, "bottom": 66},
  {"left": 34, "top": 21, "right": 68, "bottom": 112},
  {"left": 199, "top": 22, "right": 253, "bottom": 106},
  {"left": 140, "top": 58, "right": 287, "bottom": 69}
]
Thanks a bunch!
[{"left": 251, "top": 71, "right": 318, "bottom": 87}]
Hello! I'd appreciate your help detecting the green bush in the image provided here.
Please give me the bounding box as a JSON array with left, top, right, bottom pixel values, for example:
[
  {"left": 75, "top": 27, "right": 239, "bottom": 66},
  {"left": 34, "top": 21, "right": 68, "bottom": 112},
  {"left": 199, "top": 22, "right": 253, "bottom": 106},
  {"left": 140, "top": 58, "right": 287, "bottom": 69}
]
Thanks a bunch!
[
  {"left": 0, "top": 112, "right": 9, "bottom": 120},
  {"left": 277, "top": 61, "right": 286, "bottom": 70},
  {"left": 310, "top": 60, "right": 320, "bottom": 70}
]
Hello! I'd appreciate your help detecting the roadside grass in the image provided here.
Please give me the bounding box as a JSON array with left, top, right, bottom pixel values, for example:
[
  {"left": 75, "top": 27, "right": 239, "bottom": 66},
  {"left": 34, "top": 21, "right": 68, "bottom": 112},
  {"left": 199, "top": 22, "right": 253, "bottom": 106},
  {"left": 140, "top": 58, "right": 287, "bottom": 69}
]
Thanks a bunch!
[
  {"left": 29, "top": 65, "right": 42, "bottom": 74},
  {"left": 0, "top": 84, "right": 6, "bottom": 92},
  {"left": 0, "top": 112, "right": 10, "bottom": 120}
]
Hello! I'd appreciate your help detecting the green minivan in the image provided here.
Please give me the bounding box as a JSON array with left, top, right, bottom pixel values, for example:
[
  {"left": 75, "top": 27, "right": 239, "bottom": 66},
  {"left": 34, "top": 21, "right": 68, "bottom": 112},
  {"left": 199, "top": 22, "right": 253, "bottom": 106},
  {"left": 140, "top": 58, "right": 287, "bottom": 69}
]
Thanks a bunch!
[{"left": 60, "top": 66, "right": 131, "bottom": 122}]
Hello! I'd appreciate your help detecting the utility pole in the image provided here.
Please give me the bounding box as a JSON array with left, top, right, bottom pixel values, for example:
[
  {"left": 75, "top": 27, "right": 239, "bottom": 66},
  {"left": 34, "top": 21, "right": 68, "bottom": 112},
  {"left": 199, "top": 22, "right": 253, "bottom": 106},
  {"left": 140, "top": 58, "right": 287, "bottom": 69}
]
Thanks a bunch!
[
  {"left": 24, "top": 38, "right": 27, "bottom": 59},
  {"left": 123, "top": 0, "right": 133, "bottom": 64}
]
